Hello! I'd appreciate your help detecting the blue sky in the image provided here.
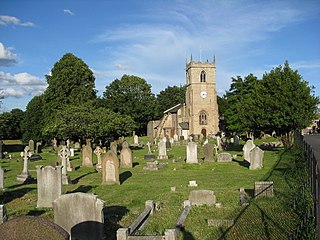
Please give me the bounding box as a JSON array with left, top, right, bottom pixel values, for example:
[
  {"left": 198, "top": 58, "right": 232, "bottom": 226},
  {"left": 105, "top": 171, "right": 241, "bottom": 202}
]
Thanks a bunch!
[{"left": 1, "top": 0, "right": 319, "bottom": 111}]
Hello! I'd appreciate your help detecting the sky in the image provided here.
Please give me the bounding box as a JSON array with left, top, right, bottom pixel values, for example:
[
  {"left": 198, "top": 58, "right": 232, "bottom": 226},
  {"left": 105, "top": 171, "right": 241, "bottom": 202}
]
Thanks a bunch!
[{"left": 0, "top": 0, "right": 320, "bottom": 112}]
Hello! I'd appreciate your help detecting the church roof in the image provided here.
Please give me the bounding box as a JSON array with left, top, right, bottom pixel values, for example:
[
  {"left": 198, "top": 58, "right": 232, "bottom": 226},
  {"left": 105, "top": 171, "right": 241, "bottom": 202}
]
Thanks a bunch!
[
  {"left": 163, "top": 103, "right": 184, "bottom": 114},
  {"left": 179, "top": 122, "right": 189, "bottom": 130}
]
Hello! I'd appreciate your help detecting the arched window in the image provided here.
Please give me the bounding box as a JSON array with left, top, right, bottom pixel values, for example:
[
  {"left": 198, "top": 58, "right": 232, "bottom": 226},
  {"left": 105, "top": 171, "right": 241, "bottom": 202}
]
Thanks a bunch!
[
  {"left": 199, "top": 111, "right": 207, "bottom": 125},
  {"left": 200, "top": 70, "right": 206, "bottom": 82}
]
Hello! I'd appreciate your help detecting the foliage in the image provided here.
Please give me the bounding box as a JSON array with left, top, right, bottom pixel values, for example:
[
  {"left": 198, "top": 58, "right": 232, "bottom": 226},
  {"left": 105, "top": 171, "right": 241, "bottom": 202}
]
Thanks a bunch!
[
  {"left": 253, "top": 61, "right": 319, "bottom": 147},
  {"left": 21, "top": 95, "right": 44, "bottom": 142},
  {"left": 155, "top": 85, "right": 186, "bottom": 118},
  {"left": 103, "top": 75, "right": 156, "bottom": 135},
  {"left": 0, "top": 108, "right": 25, "bottom": 140},
  {"left": 43, "top": 53, "right": 97, "bottom": 126},
  {"left": 224, "top": 74, "right": 258, "bottom": 135},
  {"left": 217, "top": 95, "right": 228, "bottom": 117},
  {"left": 42, "top": 106, "right": 136, "bottom": 141}
]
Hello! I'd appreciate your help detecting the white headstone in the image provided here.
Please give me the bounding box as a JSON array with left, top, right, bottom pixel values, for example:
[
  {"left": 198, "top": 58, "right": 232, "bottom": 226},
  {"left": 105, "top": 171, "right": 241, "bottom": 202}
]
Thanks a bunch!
[
  {"left": 249, "top": 147, "right": 264, "bottom": 170},
  {"left": 134, "top": 135, "right": 139, "bottom": 145},
  {"left": 186, "top": 142, "right": 198, "bottom": 164},
  {"left": 157, "top": 140, "right": 168, "bottom": 159},
  {"left": 70, "top": 148, "right": 74, "bottom": 157},
  {"left": 242, "top": 140, "right": 256, "bottom": 162}
]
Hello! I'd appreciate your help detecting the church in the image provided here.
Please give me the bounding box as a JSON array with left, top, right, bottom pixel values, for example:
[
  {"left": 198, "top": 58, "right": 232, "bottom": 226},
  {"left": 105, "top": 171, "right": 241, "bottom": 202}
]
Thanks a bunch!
[{"left": 147, "top": 55, "right": 220, "bottom": 140}]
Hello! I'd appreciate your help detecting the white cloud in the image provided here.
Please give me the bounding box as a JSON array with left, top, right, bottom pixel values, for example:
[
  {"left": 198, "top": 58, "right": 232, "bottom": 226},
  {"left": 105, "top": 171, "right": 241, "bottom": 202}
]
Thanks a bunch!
[
  {"left": 0, "top": 15, "right": 34, "bottom": 27},
  {"left": 63, "top": 9, "right": 74, "bottom": 16},
  {"left": 0, "top": 42, "right": 18, "bottom": 66}
]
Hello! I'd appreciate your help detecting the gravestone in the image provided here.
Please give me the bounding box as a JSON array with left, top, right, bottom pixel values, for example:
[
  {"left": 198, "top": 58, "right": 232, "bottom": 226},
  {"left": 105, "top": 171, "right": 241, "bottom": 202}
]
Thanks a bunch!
[
  {"left": 122, "top": 141, "right": 129, "bottom": 149},
  {"left": 94, "top": 146, "right": 103, "bottom": 172},
  {"left": 66, "top": 139, "right": 70, "bottom": 148},
  {"left": 203, "top": 143, "right": 214, "bottom": 162},
  {"left": 70, "top": 148, "right": 74, "bottom": 157},
  {"left": 188, "top": 190, "right": 216, "bottom": 206},
  {"left": 37, "top": 166, "right": 62, "bottom": 208},
  {"left": 35, "top": 142, "right": 42, "bottom": 154},
  {"left": 249, "top": 146, "right": 264, "bottom": 170},
  {"left": 16, "top": 146, "right": 32, "bottom": 183},
  {"left": 134, "top": 135, "right": 139, "bottom": 145},
  {"left": 0, "top": 204, "right": 7, "bottom": 223},
  {"left": 102, "top": 150, "right": 120, "bottom": 185},
  {"left": 234, "top": 135, "right": 240, "bottom": 146},
  {"left": 242, "top": 140, "right": 256, "bottom": 162},
  {"left": 0, "top": 141, "right": 3, "bottom": 159},
  {"left": 74, "top": 142, "right": 81, "bottom": 150},
  {"left": 59, "top": 146, "right": 71, "bottom": 185},
  {"left": 173, "top": 134, "right": 179, "bottom": 142},
  {"left": 239, "top": 188, "right": 249, "bottom": 206},
  {"left": 53, "top": 193, "right": 105, "bottom": 239},
  {"left": 188, "top": 180, "right": 198, "bottom": 187},
  {"left": 110, "top": 141, "right": 118, "bottom": 155},
  {"left": 52, "top": 138, "right": 58, "bottom": 149},
  {"left": 186, "top": 142, "right": 198, "bottom": 164},
  {"left": 157, "top": 140, "right": 168, "bottom": 160},
  {"left": 216, "top": 152, "right": 232, "bottom": 162},
  {"left": 28, "top": 139, "right": 35, "bottom": 153},
  {"left": 166, "top": 136, "right": 171, "bottom": 149},
  {"left": 0, "top": 166, "right": 4, "bottom": 190},
  {"left": 255, "top": 181, "right": 274, "bottom": 198},
  {"left": 216, "top": 136, "right": 221, "bottom": 149},
  {"left": 82, "top": 144, "right": 93, "bottom": 167},
  {"left": 120, "top": 146, "right": 133, "bottom": 168},
  {"left": 143, "top": 161, "right": 166, "bottom": 171}
]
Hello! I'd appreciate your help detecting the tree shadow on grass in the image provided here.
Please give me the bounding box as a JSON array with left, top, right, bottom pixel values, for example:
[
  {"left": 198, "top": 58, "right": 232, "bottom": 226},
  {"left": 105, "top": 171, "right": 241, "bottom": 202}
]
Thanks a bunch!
[
  {"left": 0, "top": 187, "right": 36, "bottom": 204},
  {"left": 66, "top": 185, "right": 94, "bottom": 194},
  {"left": 104, "top": 205, "right": 129, "bottom": 240},
  {"left": 120, "top": 171, "right": 132, "bottom": 184},
  {"left": 27, "top": 209, "right": 46, "bottom": 217},
  {"left": 133, "top": 162, "right": 139, "bottom": 168}
]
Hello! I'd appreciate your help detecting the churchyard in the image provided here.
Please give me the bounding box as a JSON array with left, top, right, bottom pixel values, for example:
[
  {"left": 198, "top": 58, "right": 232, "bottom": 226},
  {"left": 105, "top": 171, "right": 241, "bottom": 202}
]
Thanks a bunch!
[{"left": 0, "top": 136, "right": 301, "bottom": 239}]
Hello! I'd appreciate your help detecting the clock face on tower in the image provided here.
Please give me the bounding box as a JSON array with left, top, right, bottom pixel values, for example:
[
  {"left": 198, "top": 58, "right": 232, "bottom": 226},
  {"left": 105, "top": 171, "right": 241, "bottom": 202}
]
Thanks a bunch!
[{"left": 200, "top": 91, "right": 207, "bottom": 98}]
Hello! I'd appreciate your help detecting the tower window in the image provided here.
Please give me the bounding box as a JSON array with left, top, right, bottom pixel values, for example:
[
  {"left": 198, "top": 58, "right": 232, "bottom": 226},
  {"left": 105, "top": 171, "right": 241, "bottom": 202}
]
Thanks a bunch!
[
  {"left": 199, "top": 111, "right": 207, "bottom": 125},
  {"left": 200, "top": 71, "right": 206, "bottom": 82}
]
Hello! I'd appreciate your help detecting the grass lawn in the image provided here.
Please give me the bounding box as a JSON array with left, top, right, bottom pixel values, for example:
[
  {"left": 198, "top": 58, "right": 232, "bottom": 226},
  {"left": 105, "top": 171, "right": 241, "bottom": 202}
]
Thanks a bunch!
[{"left": 0, "top": 137, "right": 300, "bottom": 239}]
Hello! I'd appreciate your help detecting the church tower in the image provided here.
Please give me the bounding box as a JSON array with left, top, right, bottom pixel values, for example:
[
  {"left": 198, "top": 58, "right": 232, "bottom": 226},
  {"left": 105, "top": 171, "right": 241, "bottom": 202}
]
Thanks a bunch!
[{"left": 185, "top": 55, "right": 219, "bottom": 137}]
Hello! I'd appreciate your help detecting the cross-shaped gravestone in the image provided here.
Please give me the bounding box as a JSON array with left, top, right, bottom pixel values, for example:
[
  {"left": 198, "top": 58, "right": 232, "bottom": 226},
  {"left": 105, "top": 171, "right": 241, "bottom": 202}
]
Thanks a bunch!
[
  {"left": 146, "top": 141, "right": 152, "bottom": 154},
  {"left": 94, "top": 146, "right": 103, "bottom": 172},
  {"left": 59, "top": 146, "right": 71, "bottom": 185},
  {"left": 16, "top": 146, "right": 32, "bottom": 183}
]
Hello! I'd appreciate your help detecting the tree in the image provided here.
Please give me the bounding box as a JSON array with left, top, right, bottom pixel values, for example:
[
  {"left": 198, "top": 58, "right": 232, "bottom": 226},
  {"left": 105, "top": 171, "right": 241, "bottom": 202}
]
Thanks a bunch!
[
  {"left": 0, "top": 109, "right": 25, "bottom": 140},
  {"left": 103, "top": 75, "right": 156, "bottom": 135},
  {"left": 43, "top": 53, "right": 97, "bottom": 126},
  {"left": 21, "top": 95, "right": 44, "bottom": 142},
  {"left": 224, "top": 74, "right": 258, "bottom": 135},
  {"left": 253, "top": 61, "right": 319, "bottom": 147},
  {"left": 155, "top": 85, "right": 186, "bottom": 118}
]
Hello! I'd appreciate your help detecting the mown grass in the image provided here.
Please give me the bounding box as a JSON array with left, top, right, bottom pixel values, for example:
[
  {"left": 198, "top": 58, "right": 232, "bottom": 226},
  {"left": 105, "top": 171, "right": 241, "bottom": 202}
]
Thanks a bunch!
[{"left": 0, "top": 137, "right": 300, "bottom": 239}]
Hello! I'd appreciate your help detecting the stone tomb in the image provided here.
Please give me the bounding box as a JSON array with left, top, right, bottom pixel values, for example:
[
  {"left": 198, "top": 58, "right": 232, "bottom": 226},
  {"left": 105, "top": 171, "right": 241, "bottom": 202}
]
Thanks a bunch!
[
  {"left": 53, "top": 193, "right": 105, "bottom": 240},
  {"left": 82, "top": 144, "right": 93, "bottom": 167},
  {"left": 255, "top": 181, "right": 274, "bottom": 198},
  {"left": 102, "top": 150, "right": 120, "bottom": 185},
  {"left": 242, "top": 140, "right": 256, "bottom": 163},
  {"left": 37, "top": 166, "right": 62, "bottom": 208},
  {"left": 216, "top": 152, "right": 232, "bottom": 162},
  {"left": 0, "top": 166, "right": 4, "bottom": 190},
  {"left": 203, "top": 143, "right": 214, "bottom": 162},
  {"left": 188, "top": 190, "right": 216, "bottom": 206},
  {"left": 249, "top": 146, "right": 264, "bottom": 170},
  {"left": 120, "top": 145, "right": 133, "bottom": 168},
  {"left": 186, "top": 142, "right": 198, "bottom": 164}
]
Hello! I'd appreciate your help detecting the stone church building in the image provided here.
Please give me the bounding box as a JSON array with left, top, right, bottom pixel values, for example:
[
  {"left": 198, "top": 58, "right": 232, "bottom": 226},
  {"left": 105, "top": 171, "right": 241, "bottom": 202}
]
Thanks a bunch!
[{"left": 147, "top": 55, "right": 219, "bottom": 140}]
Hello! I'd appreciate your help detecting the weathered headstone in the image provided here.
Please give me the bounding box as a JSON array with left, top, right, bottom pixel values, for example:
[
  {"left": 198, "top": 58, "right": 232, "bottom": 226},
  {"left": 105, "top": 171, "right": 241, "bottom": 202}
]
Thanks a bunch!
[
  {"left": 37, "top": 166, "right": 62, "bottom": 208},
  {"left": 188, "top": 180, "right": 198, "bottom": 187},
  {"left": 216, "top": 152, "right": 232, "bottom": 162},
  {"left": 249, "top": 146, "right": 264, "bottom": 170},
  {"left": 0, "top": 166, "right": 4, "bottom": 190},
  {"left": 110, "top": 141, "right": 118, "bottom": 155},
  {"left": 74, "top": 142, "right": 81, "bottom": 150},
  {"left": 102, "top": 150, "right": 120, "bottom": 185},
  {"left": 94, "top": 146, "right": 103, "bottom": 172},
  {"left": 239, "top": 188, "right": 249, "bottom": 206},
  {"left": 134, "top": 135, "right": 139, "bottom": 145},
  {"left": 234, "top": 135, "right": 240, "bottom": 146},
  {"left": 120, "top": 146, "right": 133, "bottom": 168},
  {"left": 242, "top": 140, "right": 256, "bottom": 162},
  {"left": 216, "top": 136, "right": 221, "bottom": 149},
  {"left": 59, "top": 146, "right": 71, "bottom": 185},
  {"left": 203, "top": 143, "right": 214, "bottom": 162},
  {"left": 186, "top": 142, "right": 198, "bottom": 164},
  {"left": 16, "top": 146, "right": 32, "bottom": 183},
  {"left": 157, "top": 140, "right": 168, "bottom": 160},
  {"left": 28, "top": 139, "right": 35, "bottom": 153},
  {"left": 53, "top": 193, "right": 105, "bottom": 239},
  {"left": 255, "top": 181, "right": 274, "bottom": 198},
  {"left": 0, "top": 204, "right": 7, "bottom": 223},
  {"left": 70, "top": 148, "right": 74, "bottom": 157},
  {"left": 36, "top": 142, "right": 42, "bottom": 154},
  {"left": 82, "top": 144, "right": 93, "bottom": 167},
  {"left": 173, "top": 134, "right": 179, "bottom": 142},
  {"left": 66, "top": 139, "right": 70, "bottom": 148},
  {"left": 188, "top": 190, "right": 216, "bottom": 206},
  {"left": 146, "top": 141, "right": 152, "bottom": 154},
  {"left": 143, "top": 161, "right": 166, "bottom": 171},
  {"left": 122, "top": 141, "right": 129, "bottom": 149}
]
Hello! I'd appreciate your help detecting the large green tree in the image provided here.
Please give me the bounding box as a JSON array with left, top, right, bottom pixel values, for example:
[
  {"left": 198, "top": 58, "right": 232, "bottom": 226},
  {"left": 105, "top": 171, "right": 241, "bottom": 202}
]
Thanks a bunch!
[
  {"left": 155, "top": 85, "right": 186, "bottom": 118},
  {"left": 0, "top": 109, "right": 25, "bottom": 140},
  {"left": 43, "top": 53, "right": 97, "bottom": 125},
  {"left": 224, "top": 74, "right": 258, "bottom": 135},
  {"left": 253, "top": 61, "right": 319, "bottom": 147},
  {"left": 103, "top": 75, "right": 156, "bottom": 135}
]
